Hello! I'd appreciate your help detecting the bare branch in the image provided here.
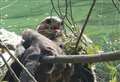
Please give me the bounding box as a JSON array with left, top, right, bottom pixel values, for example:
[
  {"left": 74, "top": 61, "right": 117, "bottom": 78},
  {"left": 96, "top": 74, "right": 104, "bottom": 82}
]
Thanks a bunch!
[
  {"left": 40, "top": 51, "right": 120, "bottom": 64},
  {"left": 69, "top": 0, "right": 76, "bottom": 27},
  {"left": 51, "top": 0, "right": 60, "bottom": 16},
  {"left": 112, "top": 0, "right": 120, "bottom": 13},
  {"left": 57, "top": 0, "right": 63, "bottom": 16},
  {"left": 0, "top": 53, "right": 20, "bottom": 82},
  {"left": 0, "top": 40, "right": 37, "bottom": 82},
  {"left": 75, "top": 0, "right": 96, "bottom": 51}
]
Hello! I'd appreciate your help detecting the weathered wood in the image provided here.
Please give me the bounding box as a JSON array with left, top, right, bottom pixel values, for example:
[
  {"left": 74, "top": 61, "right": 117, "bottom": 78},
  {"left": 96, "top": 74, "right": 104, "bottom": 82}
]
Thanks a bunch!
[
  {"left": 0, "top": 29, "right": 22, "bottom": 81},
  {"left": 40, "top": 51, "right": 120, "bottom": 63},
  {"left": 0, "top": 40, "right": 37, "bottom": 82},
  {"left": 0, "top": 53, "right": 20, "bottom": 82}
]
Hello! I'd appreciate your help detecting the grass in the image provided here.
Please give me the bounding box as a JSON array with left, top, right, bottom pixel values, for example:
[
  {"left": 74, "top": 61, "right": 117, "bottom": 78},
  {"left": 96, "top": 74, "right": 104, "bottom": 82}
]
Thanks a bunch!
[
  {"left": 0, "top": 0, "right": 120, "bottom": 50},
  {"left": 0, "top": 0, "right": 120, "bottom": 82}
]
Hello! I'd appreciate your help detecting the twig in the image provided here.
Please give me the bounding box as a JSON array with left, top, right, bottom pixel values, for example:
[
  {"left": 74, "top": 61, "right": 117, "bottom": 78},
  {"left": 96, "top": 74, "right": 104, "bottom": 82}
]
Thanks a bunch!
[
  {"left": 0, "top": 40, "right": 37, "bottom": 82},
  {"left": 50, "top": 0, "right": 76, "bottom": 37},
  {"left": 0, "top": 53, "right": 20, "bottom": 82},
  {"left": 40, "top": 50, "right": 120, "bottom": 64},
  {"left": 64, "top": 22, "right": 77, "bottom": 37},
  {"left": 69, "top": 0, "right": 76, "bottom": 27},
  {"left": 75, "top": 0, "right": 96, "bottom": 52},
  {"left": 112, "top": 0, "right": 120, "bottom": 13},
  {"left": 51, "top": 0, "right": 60, "bottom": 16},
  {"left": 57, "top": 0, "right": 63, "bottom": 16},
  {"left": 64, "top": 0, "right": 68, "bottom": 18},
  {"left": 64, "top": 0, "right": 74, "bottom": 26}
]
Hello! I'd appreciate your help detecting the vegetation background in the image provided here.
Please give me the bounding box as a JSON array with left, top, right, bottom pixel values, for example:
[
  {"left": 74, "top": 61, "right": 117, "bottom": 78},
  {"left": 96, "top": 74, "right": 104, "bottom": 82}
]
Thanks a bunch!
[{"left": 0, "top": 0, "right": 120, "bottom": 82}]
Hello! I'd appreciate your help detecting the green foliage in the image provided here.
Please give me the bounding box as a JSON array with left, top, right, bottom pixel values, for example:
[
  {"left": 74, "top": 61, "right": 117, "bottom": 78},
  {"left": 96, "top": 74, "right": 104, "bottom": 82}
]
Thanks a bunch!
[
  {"left": 1, "top": 0, "right": 120, "bottom": 82},
  {"left": 106, "top": 63, "right": 117, "bottom": 82},
  {"left": 64, "top": 31, "right": 101, "bottom": 55}
]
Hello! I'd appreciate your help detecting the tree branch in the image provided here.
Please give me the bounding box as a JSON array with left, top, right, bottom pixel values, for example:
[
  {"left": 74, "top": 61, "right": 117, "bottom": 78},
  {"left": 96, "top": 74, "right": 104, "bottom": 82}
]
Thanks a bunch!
[
  {"left": 75, "top": 0, "right": 96, "bottom": 51},
  {"left": 0, "top": 40, "right": 37, "bottom": 82},
  {"left": 40, "top": 51, "right": 120, "bottom": 64},
  {"left": 0, "top": 53, "right": 20, "bottom": 82},
  {"left": 112, "top": 0, "right": 120, "bottom": 14}
]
